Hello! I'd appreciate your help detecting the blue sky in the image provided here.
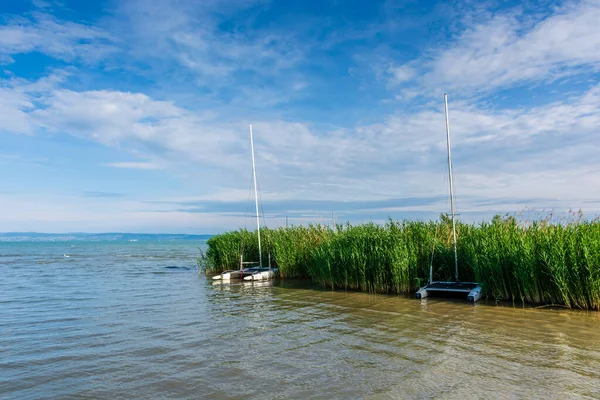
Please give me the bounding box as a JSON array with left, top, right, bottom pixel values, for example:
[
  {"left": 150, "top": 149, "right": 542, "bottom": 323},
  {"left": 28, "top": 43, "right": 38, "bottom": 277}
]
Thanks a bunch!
[{"left": 0, "top": 0, "right": 599, "bottom": 233}]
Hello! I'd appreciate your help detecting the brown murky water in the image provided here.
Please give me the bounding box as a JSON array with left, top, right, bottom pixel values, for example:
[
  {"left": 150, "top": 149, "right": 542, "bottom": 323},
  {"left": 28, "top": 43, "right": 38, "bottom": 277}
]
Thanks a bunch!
[{"left": 2, "top": 241, "right": 600, "bottom": 399}]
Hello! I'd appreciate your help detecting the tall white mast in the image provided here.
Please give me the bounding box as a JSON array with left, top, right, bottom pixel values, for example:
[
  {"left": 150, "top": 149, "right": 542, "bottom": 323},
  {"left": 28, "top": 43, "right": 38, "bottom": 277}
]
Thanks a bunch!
[
  {"left": 444, "top": 94, "right": 459, "bottom": 282},
  {"left": 249, "top": 124, "right": 262, "bottom": 268}
]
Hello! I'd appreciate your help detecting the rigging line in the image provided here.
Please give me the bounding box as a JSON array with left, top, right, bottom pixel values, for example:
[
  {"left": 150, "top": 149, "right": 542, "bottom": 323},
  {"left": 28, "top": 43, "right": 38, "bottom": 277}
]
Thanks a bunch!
[
  {"left": 257, "top": 181, "right": 267, "bottom": 227},
  {"left": 441, "top": 128, "right": 460, "bottom": 215},
  {"left": 245, "top": 167, "right": 254, "bottom": 224},
  {"left": 428, "top": 129, "right": 454, "bottom": 279},
  {"left": 256, "top": 180, "right": 271, "bottom": 253},
  {"left": 241, "top": 165, "right": 254, "bottom": 259},
  {"left": 257, "top": 190, "right": 275, "bottom": 269},
  {"left": 444, "top": 94, "right": 459, "bottom": 282},
  {"left": 443, "top": 158, "right": 450, "bottom": 217},
  {"left": 251, "top": 159, "right": 265, "bottom": 221},
  {"left": 445, "top": 150, "right": 459, "bottom": 217}
]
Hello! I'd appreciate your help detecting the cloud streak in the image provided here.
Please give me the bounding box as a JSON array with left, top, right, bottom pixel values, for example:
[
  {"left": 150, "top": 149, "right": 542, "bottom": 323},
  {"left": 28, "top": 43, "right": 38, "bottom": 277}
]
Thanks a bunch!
[
  {"left": 3, "top": 70, "right": 599, "bottom": 218},
  {"left": 109, "top": 0, "right": 307, "bottom": 107},
  {"left": 0, "top": 11, "right": 117, "bottom": 64},
  {"left": 105, "top": 162, "right": 164, "bottom": 170},
  {"left": 387, "top": 0, "right": 600, "bottom": 94},
  {"left": 82, "top": 191, "right": 125, "bottom": 198}
]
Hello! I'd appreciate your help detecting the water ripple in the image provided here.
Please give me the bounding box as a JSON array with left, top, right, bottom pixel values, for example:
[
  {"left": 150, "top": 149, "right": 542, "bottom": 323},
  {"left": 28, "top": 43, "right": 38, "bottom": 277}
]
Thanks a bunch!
[{"left": 2, "top": 241, "right": 600, "bottom": 399}]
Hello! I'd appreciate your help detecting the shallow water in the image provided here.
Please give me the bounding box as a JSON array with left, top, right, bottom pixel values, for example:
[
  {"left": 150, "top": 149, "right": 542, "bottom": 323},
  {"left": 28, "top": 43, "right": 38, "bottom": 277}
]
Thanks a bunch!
[{"left": 2, "top": 239, "right": 600, "bottom": 399}]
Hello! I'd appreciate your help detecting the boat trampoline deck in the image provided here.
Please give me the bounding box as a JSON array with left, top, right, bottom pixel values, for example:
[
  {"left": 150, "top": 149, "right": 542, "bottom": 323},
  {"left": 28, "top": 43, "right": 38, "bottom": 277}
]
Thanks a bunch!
[{"left": 424, "top": 282, "right": 479, "bottom": 292}]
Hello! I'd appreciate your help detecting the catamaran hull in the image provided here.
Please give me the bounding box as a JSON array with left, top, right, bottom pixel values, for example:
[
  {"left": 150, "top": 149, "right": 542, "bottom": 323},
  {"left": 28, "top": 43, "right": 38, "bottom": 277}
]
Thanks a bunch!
[
  {"left": 466, "top": 286, "right": 482, "bottom": 302},
  {"left": 415, "top": 287, "right": 429, "bottom": 299},
  {"left": 212, "top": 270, "right": 243, "bottom": 280},
  {"left": 212, "top": 267, "right": 268, "bottom": 280},
  {"left": 243, "top": 269, "right": 278, "bottom": 281},
  {"left": 415, "top": 281, "right": 482, "bottom": 303}
]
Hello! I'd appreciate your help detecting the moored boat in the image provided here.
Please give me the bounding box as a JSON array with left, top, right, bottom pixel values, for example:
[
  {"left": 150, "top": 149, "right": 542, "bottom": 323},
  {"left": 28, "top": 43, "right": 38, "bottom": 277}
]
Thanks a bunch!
[
  {"left": 212, "top": 124, "right": 276, "bottom": 281},
  {"left": 415, "top": 94, "right": 482, "bottom": 303}
]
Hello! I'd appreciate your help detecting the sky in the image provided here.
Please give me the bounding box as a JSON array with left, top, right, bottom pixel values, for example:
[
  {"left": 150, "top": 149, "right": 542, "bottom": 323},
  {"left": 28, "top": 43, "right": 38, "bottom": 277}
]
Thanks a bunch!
[{"left": 0, "top": 0, "right": 599, "bottom": 233}]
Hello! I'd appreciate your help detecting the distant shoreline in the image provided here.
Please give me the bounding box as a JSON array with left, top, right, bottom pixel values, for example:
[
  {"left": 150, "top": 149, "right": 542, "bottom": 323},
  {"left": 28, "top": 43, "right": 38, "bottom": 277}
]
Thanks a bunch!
[{"left": 0, "top": 233, "right": 213, "bottom": 242}]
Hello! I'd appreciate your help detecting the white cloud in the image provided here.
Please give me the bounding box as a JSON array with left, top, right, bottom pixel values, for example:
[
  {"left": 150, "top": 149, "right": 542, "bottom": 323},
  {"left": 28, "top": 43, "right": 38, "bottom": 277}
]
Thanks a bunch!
[
  {"left": 0, "top": 12, "right": 117, "bottom": 64},
  {"left": 0, "top": 69, "right": 71, "bottom": 134},
  {"left": 2, "top": 72, "right": 600, "bottom": 217},
  {"left": 105, "top": 162, "right": 164, "bottom": 170},
  {"left": 113, "top": 0, "right": 303, "bottom": 86},
  {"left": 387, "top": 64, "right": 416, "bottom": 84},
  {"left": 32, "top": 1, "right": 52, "bottom": 8},
  {"left": 391, "top": 0, "right": 600, "bottom": 94},
  {"left": 0, "top": 86, "right": 34, "bottom": 133},
  {"left": 29, "top": 89, "right": 246, "bottom": 172}
]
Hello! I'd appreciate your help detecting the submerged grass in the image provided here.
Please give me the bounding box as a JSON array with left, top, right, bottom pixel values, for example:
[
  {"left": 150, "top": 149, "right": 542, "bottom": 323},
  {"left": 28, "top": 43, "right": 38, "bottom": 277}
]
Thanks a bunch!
[{"left": 202, "top": 215, "right": 600, "bottom": 310}]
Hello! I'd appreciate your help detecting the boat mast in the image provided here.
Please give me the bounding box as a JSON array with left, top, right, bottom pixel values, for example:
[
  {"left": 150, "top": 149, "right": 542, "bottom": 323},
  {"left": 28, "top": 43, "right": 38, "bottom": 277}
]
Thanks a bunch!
[
  {"left": 444, "top": 94, "right": 459, "bottom": 282},
  {"left": 249, "top": 124, "right": 262, "bottom": 268}
]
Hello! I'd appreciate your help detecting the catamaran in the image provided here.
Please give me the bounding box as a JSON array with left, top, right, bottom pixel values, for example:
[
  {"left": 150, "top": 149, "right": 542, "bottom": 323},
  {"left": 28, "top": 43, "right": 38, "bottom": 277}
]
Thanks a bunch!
[
  {"left": 212, "top": 124, "right": 278, "bottom": 281},
  {"left": 415, "top": 94, "right": 482, "bottom": 302}
]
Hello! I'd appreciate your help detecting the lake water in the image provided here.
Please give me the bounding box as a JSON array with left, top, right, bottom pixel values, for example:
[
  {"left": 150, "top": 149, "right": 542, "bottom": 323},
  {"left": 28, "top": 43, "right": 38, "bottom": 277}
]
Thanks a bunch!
[{"left": 2, "top": 236, "right": 600, "bottom": 399}]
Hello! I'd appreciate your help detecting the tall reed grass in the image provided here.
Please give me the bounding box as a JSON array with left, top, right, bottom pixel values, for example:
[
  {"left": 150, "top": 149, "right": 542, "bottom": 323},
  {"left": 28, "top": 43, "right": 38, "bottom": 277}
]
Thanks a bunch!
[{"left": 202, "top": 215, "right": 600, "bottom": 310}]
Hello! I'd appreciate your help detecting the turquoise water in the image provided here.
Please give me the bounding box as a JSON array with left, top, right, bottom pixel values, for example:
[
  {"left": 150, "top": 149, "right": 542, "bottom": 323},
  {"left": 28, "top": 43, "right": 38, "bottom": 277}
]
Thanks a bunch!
[
  {"left": 2, "top": 235, "right": 600, "bottom": 399},
  {"left": 1, "top": 236, "right": 207, "bottom": 399}
]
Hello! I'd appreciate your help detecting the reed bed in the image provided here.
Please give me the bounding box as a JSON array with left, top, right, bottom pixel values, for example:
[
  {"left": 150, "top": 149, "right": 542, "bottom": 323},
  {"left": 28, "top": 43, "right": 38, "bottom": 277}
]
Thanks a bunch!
[{"left": 202, "top": 216, "right": 600, "bottom": 310}]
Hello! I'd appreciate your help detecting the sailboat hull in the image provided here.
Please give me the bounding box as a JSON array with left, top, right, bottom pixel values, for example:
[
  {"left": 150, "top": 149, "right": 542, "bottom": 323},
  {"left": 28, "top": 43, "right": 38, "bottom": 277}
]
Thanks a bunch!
[
  {"left": 212, "top": 267, "right": 276, "bottom": 280},
  {"left": 212, "top": 268, "right": 257, "bottom": 280},
  {"left": 243, "top": 269, "right": 278, "bottom": 281},
  {"left": 212, "top": 270, "right": 242, "bottom": 280}
]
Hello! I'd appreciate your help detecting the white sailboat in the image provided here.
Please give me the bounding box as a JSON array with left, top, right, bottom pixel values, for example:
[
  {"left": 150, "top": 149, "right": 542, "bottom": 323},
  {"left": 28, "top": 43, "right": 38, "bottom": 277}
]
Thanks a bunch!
[
  {"left": 213, "top": 124, "right": 278, "bottom": 281},
  {"left": 415, "top": 94, "right": 482, "bottom": 302}
]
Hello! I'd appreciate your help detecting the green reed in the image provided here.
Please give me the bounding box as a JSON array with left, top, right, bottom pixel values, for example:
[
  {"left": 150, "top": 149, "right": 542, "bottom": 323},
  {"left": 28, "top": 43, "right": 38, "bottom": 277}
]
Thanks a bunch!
[{"left": 202, "top": 215, "right": 600, "bottom": 310}]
